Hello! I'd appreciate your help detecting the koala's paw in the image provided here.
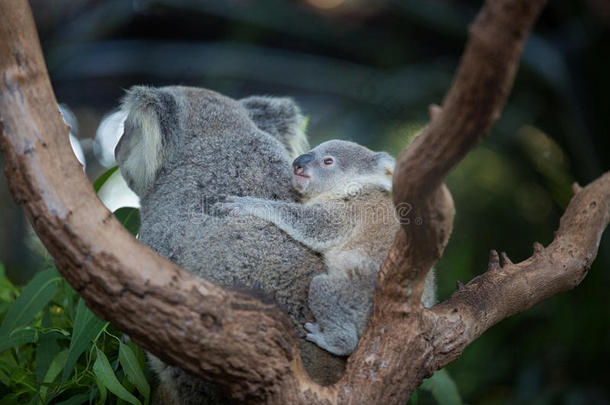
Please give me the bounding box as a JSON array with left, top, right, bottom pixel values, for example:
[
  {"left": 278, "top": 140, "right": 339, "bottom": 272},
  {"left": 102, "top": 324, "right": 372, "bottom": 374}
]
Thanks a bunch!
[
  {"left": 214, "top": 196, "right": 257, "bottom": 217},
  {"left": 305, "top": 322, "right": 355, "bottom": 357},
  {"left": 305, "top": 322, "right": 327, "bottom": 347}
]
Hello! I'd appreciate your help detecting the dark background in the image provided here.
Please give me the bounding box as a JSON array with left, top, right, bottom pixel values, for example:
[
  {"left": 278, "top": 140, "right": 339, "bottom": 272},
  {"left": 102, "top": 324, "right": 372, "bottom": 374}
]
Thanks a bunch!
[{"left": 1, "top": 0, "right": 609, "bottom": 403}]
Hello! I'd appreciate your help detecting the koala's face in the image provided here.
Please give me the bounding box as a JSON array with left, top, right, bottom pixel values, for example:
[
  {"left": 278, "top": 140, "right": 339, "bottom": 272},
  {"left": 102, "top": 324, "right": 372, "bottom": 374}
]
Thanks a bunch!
[{"left": 292, "top": 140, "right": 395, "bottom": 198}]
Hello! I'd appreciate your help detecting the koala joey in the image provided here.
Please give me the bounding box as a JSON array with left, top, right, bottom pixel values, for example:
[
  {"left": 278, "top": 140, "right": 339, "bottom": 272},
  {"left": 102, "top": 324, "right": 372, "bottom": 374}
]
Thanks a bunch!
[
  {"left": 115, "top": 86, "right": 345, "bottom": 405},
  {"left": 218, "top": 140, "right": 437, "bottom": 356}
]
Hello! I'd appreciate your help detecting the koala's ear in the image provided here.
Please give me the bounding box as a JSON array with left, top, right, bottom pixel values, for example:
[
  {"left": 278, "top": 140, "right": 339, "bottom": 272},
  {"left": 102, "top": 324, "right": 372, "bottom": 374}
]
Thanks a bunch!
[
  {"left": 115, "top": 86, "right": 172, "bottom": 197},
  {"left": 375, "top": 152, "right": 395, "bottom": 191},
  {"left": 240, "top": 96, "right": 309, "bottom": 159}
]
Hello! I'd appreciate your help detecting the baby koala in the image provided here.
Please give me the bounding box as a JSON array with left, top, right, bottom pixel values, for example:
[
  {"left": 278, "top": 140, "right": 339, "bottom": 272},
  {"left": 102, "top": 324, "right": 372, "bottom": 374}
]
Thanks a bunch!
[{"left": 219, "top": 140, "right": 434, "bottom": 356}]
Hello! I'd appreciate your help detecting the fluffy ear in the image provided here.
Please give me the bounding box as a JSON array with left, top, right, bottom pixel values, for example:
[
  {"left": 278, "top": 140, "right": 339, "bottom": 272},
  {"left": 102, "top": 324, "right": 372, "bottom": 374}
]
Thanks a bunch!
[
  {"left": 375, "top": 152, "right": 395, "bottom": 191},
  {"left": 240, "top": 96, "right": 309, "bottom": 159},
  {"left": 115, "top": 86, "right": 171, "bottom": 197}
]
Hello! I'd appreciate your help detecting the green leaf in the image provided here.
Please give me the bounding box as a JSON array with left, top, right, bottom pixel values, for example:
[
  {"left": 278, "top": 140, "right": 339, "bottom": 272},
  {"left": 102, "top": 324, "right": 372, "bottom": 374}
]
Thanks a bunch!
[
  {"left": 95, "top": 373, "right": 108, "bottom": 405},
  {"left": 420, "top": 369, "right": 462, "bottom": 405},
  {"left": 117, "top": 376, "right": 135, "bottom": 405},
  {"left": 113, "top": 207, "right": 140, "bottom": 236},
  {"left": 0, "top": 268, "right": 61, "bottom": 336},
  {"left": 119, "top": 342, "right": 150, "bottom": 404},
  {"left": 61, "top": 279, "right": 77, "bottom": 321},
  {"left": 62, "top": 299, "right": 108, "bottom": 382},
  {"left": 93, "top": 348, "right": 142, "bottom": 405},
  {"left": 55, "top": 393, "right": 90, "bottom": 405},
  {"left": 0, "top": 328, "right": 37, "bottom": 353},
  {"left": 36, "top": 309, "right": 61, "bottom": 384},
  {"left": 93, "top": 166, "right": 119, "bottom": 192},
  {"left": 0, "top": 394, "right": 21, "bottom": 405},
  {"left": 40, "top": 349, "right": 69, "bottom": 398},
  {"left": 127, "top": 340, "right": 151, "bottom": 382},
  {"left": 0, "top": 263, "right": 18, "bottom": 303},
  {"left": 36, "top": 333, "right": 61, "bottom": 384}
]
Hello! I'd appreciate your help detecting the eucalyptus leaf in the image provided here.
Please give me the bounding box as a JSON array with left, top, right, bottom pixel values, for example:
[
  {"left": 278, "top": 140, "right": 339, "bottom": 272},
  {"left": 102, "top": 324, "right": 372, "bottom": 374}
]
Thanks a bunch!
[
  {"left": 93, "top": 166, "right": 119, "bottom": 192},
  {"left": 119, "top": 342, "right": 150, "bottom": 404},
  {"left": 61, "top": 279, "right": 77, "bottom": 321},
  {"left": 40, "top": 349, "right": 69, "bottom": 398},
  {"left": 93, "top": 348, "right": 142, "bottom": 405},
  {"left": 0, "top": 263, "right": 18, "bottom": 303},
  {"left": 0, "top": 394, "right": 21, "bottom": 405},
  {"left": 117, "top": 376, "right": 135, "bottom": 405},
  {"left": 35, "top": 310, "right": 61, "bottom": 384},
  {"left": 113, "top": 207, "right": 140, "bottom": 236},
  {"left": 0, "top": 268, "right": 61, "bottom": 336},
  {"left": 62, "top": 299, "right": 108, "bottom": 382},
  {"left": 0, "top": 328, "right": 37, "bottom": 353},
  {"left": 95, "top": 373, "right": 108, "bottom": 405},
  {"left": 128, "top": 340, "right": 151, "bottom": 382},
  {"left": 55, "top": 393, "right": 90, "bottom": 405}
]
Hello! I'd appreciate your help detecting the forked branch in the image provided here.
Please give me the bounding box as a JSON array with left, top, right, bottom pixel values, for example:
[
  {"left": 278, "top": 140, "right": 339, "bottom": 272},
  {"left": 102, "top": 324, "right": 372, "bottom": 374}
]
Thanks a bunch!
[{"left": 430, "top": 173, "right": 610, "bottom": 368}]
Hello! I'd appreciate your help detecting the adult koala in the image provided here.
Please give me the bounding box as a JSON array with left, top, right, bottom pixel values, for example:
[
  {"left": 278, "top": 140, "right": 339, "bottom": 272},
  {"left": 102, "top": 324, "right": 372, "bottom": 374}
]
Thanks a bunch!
[{"left": 114, "top": 86, "right": 345, "bottom": 404}]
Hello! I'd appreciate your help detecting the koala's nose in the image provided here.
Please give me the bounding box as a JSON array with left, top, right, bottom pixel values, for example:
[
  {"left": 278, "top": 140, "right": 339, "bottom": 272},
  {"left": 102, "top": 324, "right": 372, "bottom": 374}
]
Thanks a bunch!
[{"left": 292, "top": 153, "right": 314, "bottom": 175}]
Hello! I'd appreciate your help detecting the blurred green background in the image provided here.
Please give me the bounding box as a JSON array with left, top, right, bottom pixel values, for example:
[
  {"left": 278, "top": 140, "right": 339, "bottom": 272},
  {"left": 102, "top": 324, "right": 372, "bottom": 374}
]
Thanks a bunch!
[{"left": 1, "top": 0, "right": 609, "bottom": 403}]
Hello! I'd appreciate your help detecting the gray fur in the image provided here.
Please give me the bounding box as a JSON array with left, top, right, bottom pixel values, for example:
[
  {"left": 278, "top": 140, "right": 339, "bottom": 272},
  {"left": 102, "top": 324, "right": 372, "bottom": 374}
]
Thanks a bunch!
[
  {"left": 240, "top": 96, "right": 309, "bottom": 160},
  {"left": 220, "top": 140, "right": 436, "bottom": 356},
  {"left": 116, "top": 86, "right": 342, "bottom": 405}
]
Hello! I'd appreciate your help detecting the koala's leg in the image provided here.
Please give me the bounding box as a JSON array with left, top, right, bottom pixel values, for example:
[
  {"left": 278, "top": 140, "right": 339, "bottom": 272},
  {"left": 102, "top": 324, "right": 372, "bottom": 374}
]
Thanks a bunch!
[{"left": 306, "top": 274, "right": 371, "bottom": 356}]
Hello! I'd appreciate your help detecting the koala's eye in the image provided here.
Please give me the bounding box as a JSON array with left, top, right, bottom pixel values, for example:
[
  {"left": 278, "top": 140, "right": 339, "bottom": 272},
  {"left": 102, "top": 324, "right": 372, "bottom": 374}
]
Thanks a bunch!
[{"left": 323, "top": 157, "right": 334, "bottom": 166}]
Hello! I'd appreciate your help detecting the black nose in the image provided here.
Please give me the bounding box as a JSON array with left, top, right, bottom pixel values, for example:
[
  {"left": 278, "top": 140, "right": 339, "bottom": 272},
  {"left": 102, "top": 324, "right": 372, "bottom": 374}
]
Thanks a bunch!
[{"left": 292, "top": 153, "right": 315, "bottom": 170}]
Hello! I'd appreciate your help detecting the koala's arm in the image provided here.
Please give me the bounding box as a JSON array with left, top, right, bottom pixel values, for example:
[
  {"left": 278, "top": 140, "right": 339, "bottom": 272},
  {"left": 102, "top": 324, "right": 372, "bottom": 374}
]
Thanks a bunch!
[{"left": 221, "top": 197, "right": 352, "bottom": 252}]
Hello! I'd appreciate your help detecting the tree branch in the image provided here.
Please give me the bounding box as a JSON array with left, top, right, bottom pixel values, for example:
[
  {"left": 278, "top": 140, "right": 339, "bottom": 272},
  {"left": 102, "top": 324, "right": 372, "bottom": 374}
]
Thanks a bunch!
[
  {"left": 389, "top": 0, "right": 548, "bottom": 294},
  {"left": 430, "top": 173, "right": 610, "bottom": 367}
]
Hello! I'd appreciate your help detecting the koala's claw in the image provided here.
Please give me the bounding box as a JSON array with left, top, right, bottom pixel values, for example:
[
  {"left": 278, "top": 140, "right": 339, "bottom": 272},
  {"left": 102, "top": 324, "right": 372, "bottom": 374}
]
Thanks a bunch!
[
  {"left": 213, "top": 196, "right": 252, "bottom": 217},
  {"left": 305, "top": 322, "right": 329, "bottom": 348},
  {"left": 306, "top": 333, "right": 324, "bottom": 346},
  {"left": 305, "top": 322, "right": 356, "bottom": 356},
  {"left": 305, "top": 326, "right": 326, "bottom": 346},
  {"left": 305, "top": 324, "right": 340, "bottom": 355},
  {"left": 304, "top": 322, "right": 321, "bottom": 334}
]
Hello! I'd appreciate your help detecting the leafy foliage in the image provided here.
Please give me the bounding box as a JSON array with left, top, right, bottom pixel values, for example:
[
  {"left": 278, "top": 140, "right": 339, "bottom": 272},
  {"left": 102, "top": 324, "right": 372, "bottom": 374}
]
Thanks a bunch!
[
  {"left": 0, "top": 264, "right": 152, "bottom": 404},
  {"left": 0, "top": 171, "right": 150, "bottom": 404}
]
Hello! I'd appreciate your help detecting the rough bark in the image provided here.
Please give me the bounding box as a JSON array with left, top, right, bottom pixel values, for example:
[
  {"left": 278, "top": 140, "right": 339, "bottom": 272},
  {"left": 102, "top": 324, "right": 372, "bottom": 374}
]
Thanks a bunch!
[{"left": 0, "top": 0, "right": 608, "bottom": 404}]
